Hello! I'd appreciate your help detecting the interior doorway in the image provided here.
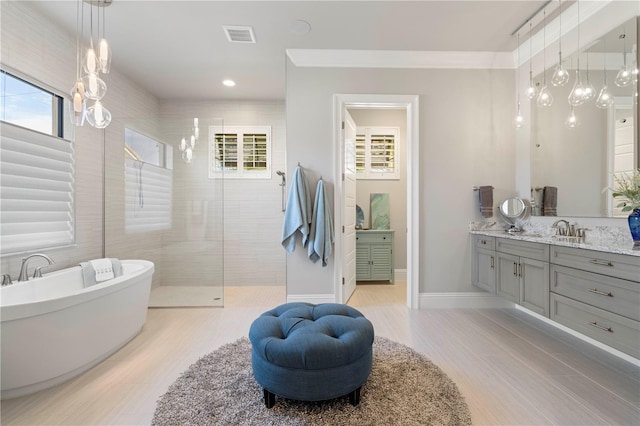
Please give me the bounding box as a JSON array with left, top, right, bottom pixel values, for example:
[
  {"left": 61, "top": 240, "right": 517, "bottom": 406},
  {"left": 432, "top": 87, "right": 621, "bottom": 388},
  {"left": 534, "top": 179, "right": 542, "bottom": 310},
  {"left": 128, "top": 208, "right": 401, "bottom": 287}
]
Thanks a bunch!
[
  {"left": 334, "top": 94, "right": 420, "bottom": 308},
  {"left": 348, "top": 107, "right": 407, "bottom": 305}
]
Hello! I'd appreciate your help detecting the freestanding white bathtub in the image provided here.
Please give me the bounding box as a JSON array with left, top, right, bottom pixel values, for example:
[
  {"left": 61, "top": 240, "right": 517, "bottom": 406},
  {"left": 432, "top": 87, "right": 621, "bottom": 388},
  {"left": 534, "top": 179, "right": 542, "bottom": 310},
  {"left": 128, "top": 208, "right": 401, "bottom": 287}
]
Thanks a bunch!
[{"left": 1, "top": 259, "right": 154, "bottom": 399}]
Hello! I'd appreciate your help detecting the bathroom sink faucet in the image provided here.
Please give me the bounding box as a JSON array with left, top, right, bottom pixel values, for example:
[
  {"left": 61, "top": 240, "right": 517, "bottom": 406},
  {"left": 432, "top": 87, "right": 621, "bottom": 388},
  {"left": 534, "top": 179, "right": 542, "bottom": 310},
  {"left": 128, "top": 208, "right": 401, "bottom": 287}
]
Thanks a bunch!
[
  {"left": 552, "top": 219, "right": 575, "bottom": 236},
  {"left": 17, "top": 253, "right": 55, "bottom": 282}
]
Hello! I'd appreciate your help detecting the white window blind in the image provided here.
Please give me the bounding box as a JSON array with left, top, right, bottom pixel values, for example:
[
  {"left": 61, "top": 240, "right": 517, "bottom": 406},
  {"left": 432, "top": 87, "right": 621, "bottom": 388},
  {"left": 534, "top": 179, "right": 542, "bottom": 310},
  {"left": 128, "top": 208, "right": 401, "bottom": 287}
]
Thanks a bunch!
[
  {"left": 125, "top": 158, "right": 172, "bottom": 233},
  {"left": 355, "top": 127, "right": 400, "bottom": 180},
  {"left": 209, "top": 126, "right": 271, "bottom": 179},
  {"left": 0, "top": 121, "right": 75, "bottom": 254}
]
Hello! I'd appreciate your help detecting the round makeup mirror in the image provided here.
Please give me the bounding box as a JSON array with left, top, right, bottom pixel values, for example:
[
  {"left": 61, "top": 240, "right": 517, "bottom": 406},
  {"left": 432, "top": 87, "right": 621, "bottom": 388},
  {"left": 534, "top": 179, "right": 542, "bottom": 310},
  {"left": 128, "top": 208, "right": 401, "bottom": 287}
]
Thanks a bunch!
[{"left": 498, "top": 198, "right": 531, "bottom": 231}]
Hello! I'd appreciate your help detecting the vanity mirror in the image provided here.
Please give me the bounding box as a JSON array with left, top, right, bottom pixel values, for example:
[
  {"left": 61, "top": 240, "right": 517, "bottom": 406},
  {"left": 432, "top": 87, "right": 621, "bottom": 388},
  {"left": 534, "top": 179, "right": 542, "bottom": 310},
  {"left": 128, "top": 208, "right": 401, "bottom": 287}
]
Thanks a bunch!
[
  {"left": 498, "top": 197, "right": 531, "bottom": 232},
  {"left": 530, "top": 15, "right": 638, "bottom": 218}
]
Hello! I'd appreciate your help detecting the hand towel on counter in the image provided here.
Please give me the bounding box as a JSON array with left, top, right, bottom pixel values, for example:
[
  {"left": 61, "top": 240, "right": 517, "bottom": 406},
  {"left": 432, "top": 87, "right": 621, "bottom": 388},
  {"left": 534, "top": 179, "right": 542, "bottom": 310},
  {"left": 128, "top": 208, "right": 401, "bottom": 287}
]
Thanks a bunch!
[
  {"left": 281, "top": 165, "right": 312, "bottom": 253},
  {"left": 478, "top": 186, "right": 494, "bottom": 218},
  {"left": 542, "top": 186, "right": 558, "bottom": 216},
  {"left": 308, "top": 178, "right": 334, "bottom": 268},
  {"left": 80, "top": 258, "right": 123, "bottom": 287}
]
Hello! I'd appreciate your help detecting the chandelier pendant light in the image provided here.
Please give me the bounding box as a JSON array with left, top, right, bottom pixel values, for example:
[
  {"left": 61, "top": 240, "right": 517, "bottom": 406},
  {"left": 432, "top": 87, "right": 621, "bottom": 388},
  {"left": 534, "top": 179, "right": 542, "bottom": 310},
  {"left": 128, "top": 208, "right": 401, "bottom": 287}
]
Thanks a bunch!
[
  {"left": 567, "top": 0, "right": 586, "bottom": 107},
  {"left": 513, "top": 32, "right": 525, "bottom": 128},
  {"left": 596, "top": 39, "right": 614, "bottom": 109},
  {"left": 565, "top": 105, "right": 579, "bottom": 128},
  {"left": 582, "top": 50, "right": 596, "bottom": 102},
  {"left": 536, "top": 9, "right": 554, "bottom": 108},
  {"left": 526, "top": 22, "right": 539, "bottom": 100},
  {"left": 614, "top": 31, "right": 633, "bottom": 87},
  {"left": 551, "top": 0, "right": 570, "bottom": 87},
  {"left": 70, "top": 0, "right": 112, "bottom": 129},
  {"left": 179, "top": 118, "right": 200, "bottom": 164},
  {"left": 568, "top": 68, "right": 586, "bottom": 106}
]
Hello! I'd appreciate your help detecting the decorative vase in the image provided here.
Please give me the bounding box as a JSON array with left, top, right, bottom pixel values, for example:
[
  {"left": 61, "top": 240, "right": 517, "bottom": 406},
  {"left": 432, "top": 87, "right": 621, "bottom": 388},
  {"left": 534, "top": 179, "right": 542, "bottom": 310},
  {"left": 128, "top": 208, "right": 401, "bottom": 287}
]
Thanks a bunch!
[{"left": 628, "top": 208, "right": 640, "bottom": 248}]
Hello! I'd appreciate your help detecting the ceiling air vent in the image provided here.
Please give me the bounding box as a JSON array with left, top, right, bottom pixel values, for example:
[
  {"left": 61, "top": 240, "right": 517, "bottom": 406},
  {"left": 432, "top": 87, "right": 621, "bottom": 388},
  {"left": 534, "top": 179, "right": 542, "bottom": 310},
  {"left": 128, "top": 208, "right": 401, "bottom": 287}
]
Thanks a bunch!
[{"left": 223, "top": 26, "right": 256, "bottom": 43}]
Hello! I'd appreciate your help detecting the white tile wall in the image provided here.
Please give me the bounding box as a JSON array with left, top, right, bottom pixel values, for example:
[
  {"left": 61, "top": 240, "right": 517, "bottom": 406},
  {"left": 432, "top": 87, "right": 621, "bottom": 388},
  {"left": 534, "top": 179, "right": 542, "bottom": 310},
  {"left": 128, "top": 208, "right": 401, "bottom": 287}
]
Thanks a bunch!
[{"left": 160, "top": 101, "right": 286, "bottom": 287}]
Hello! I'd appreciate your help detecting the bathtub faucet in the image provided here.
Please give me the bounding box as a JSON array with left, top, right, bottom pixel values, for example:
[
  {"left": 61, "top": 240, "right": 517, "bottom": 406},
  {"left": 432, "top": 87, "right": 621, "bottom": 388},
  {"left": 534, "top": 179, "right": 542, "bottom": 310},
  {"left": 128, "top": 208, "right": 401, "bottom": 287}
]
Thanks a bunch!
[{"left": 17, "top": 254, "right": 55, "bottom": 282}]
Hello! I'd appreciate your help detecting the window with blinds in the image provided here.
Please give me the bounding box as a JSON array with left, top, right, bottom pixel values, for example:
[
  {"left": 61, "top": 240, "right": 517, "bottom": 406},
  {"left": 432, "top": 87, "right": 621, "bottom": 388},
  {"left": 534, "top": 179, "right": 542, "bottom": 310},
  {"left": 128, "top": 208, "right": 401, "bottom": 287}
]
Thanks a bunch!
[
  {"left": 209, "top": 126, "right": 271, "bottom": 179},
  {"left": 355, "top": 127, "right": 400, "bottom": 179},
  {"left": 124, "top": 129, "right": 172, "bottom": 233},
  {"left": 0, "top": 122, "right": 75, "bottom": 254}
]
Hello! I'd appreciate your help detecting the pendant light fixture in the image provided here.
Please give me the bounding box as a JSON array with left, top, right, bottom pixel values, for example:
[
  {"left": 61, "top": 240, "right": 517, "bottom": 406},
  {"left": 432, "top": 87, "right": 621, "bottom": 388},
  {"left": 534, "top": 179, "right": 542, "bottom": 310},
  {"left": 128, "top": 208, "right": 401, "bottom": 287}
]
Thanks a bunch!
[
  {"left": 526, "top": 21, "right": 539, "bottom": 100},
  {"left": 514, "top": 32, "right": 525, "bottom": 128},
  {"left": 70, "top": 0, "right": 112, "bottom": 129},
  {"left": 70, "top": 0, "right": 86, "bottom": 126},
  {"left": 582, "top": 49, "right": 596, "bottom": 102},
  {"left": 537, "top": 9, "right": 554, "bottom": 108},
  {"left": 614, "top": 30, "right": 633, "bottom": 87},
  {"left": 596, "top": 39, "right": 614, "bottom": 109},
  {"left": 565, "top": 105, "right": 579, "bottom": 128},
  {"left": 97, "top": 3, "right": 111, "bottom": 73},
  {"left": 551, "top": 0, "right": 570, "bottom": 87},
  {"left": 179, "top": 118, "right": 200, "bottom": 164},
  {"left": 567, "top": 0, "right": 586, "bottom": 106}
]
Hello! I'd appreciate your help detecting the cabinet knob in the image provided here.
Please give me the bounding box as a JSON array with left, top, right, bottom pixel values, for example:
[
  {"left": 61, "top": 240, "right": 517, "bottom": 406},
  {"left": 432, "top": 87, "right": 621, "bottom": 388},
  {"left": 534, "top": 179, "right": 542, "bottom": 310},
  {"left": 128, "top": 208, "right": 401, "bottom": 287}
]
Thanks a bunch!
[
  {"left": 383, "top": 237, "right": 386, "bottom": 240},
  {"left": 480, "top": 240, "right": 487, "bottom": 245}
]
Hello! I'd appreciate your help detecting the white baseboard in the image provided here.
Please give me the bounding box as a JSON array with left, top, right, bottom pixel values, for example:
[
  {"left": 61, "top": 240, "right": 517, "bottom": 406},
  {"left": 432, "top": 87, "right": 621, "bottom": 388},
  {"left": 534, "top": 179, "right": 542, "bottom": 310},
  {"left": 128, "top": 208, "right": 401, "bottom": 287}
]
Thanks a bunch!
[
  {"left": 395, "top": 269, "right": 407, "bottom": 281},
  {"left": 516, "top": 305, "right": 640, "bottom": 367},
  {"left": 286, "top": 294, "right": 335, "bottom": 304},
  {"left": 419, "top": 292, "right": 514, "bottom": 309}
]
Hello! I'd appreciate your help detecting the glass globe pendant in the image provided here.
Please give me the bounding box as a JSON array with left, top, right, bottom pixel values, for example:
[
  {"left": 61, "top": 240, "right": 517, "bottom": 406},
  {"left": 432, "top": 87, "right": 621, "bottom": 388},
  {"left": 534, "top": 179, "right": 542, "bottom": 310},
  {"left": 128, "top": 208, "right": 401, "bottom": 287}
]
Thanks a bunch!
[
  {"left": 85, "top": 100, "right": 112, "bottom": 129},
  {"left": 595, "top": 85, "right": 614, "bottom": 109},
  {"left": 565, "top": 106, "right": 579, "bottom": 128},
  {"left": 551, "top": 0, "right": 570, "bottom": 87},
  {"left": 615, "top": 32, "right": 633, "bottom": 87},
  {"left": 69, "top": 80, "right": 86, "bottom": 126},
  {"left": 537, "top": 84, "right": 554, "bottom": 107},
  {"left": 568, "top": 70, "right": 586, "bottom": 106}
]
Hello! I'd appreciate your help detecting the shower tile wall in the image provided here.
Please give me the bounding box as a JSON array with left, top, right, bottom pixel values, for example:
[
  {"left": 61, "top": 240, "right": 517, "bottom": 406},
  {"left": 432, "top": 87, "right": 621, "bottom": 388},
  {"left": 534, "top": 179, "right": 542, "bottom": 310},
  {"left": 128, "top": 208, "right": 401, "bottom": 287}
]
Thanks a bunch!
[{"left": 160, "top": 101, "right": 286, "bottom": 287}]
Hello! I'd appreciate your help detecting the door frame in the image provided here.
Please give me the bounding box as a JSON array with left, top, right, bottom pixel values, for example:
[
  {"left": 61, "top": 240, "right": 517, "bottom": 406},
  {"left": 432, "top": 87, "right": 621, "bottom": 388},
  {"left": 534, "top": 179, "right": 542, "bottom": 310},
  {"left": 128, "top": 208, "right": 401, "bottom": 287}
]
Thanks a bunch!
[{"left": 333, "top": 94, "right": 420, "bottom": 308}]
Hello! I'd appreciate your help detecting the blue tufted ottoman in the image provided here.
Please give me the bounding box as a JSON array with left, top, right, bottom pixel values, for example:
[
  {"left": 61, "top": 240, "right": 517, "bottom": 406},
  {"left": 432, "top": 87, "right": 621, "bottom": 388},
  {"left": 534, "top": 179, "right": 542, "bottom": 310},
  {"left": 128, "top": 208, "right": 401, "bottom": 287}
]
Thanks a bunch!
[{"left": 249, "top": 302, "right": 374, "bottom": 408}]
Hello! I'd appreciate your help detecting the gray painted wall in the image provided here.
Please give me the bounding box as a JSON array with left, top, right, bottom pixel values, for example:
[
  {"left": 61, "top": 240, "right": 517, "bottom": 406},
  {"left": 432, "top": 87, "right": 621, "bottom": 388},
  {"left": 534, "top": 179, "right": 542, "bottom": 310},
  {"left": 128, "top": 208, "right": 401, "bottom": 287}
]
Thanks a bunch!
[{"left": 286, "top": 60, "right": 517, "bottom": 297}]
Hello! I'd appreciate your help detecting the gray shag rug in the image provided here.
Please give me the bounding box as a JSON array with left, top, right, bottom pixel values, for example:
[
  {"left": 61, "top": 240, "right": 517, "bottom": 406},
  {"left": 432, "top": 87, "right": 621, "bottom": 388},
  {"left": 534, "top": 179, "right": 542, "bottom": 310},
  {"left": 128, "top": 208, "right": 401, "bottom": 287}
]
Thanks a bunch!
[{"left": 152, "top": 336, "right": 472, "bottom": 425}]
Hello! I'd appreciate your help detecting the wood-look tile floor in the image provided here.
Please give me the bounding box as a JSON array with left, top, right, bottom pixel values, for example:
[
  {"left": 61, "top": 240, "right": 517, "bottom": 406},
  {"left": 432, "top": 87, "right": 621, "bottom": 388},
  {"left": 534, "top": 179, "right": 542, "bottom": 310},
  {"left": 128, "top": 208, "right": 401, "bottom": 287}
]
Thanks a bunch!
[{"left": 2, "top": 282, "right": 639, "bottom": 425}]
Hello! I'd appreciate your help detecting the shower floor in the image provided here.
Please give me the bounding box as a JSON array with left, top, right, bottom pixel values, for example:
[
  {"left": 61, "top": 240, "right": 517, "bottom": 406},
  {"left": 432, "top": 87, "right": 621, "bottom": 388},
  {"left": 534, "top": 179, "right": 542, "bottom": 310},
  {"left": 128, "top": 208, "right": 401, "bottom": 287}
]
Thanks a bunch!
[{"left": 148, "top": 286, "right": 224, "bottom": 308}]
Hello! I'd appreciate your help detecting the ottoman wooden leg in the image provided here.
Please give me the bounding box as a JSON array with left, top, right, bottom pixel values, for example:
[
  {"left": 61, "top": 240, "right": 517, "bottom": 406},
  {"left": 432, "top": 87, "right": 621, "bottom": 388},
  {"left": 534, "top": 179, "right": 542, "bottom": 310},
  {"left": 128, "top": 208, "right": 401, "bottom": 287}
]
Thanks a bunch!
[
  {"left": 348, "top": 386, "right": 361, "bottom": 406},
  {"left": 263, "top": 388, "right": 276, "bottom": 408}
]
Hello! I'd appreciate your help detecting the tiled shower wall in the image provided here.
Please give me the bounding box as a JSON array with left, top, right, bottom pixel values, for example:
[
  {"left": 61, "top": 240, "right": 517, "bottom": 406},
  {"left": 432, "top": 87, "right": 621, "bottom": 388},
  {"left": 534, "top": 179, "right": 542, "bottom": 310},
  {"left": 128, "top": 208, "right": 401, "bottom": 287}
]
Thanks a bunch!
[{"left": 160, "top": 101, "right": 286, "bottom": 287}]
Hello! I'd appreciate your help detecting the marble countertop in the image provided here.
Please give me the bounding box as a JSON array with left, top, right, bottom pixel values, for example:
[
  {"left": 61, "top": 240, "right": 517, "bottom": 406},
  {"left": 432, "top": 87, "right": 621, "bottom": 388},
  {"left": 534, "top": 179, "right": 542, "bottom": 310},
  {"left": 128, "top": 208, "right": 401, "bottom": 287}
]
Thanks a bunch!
[{"left": 469, "top": 229, "right": 640, "bottom": 257}]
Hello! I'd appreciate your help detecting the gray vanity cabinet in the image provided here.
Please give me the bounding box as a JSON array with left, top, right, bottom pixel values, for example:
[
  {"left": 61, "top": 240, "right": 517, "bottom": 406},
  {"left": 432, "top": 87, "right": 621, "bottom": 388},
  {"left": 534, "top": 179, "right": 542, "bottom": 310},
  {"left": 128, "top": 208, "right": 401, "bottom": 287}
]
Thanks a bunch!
[
  {"left": 496, "top": 238, "right": 550, "bottom": 317},
  {"left": 471, "top": 235, "right": 496, "bottom": 293},
  {"left": 549, "top": 246, "right": 640, "bottom": 358},
  {"left": 356, "top": 230, "right": 394, "bottom": 282}
]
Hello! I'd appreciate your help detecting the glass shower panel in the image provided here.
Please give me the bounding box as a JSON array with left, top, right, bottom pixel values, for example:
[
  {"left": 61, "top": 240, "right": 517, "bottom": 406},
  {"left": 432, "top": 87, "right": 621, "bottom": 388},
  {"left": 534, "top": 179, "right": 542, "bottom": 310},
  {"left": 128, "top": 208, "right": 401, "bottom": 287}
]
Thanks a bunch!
[{"left": 105, "top": 117, "right": 224, "bottom": 307}]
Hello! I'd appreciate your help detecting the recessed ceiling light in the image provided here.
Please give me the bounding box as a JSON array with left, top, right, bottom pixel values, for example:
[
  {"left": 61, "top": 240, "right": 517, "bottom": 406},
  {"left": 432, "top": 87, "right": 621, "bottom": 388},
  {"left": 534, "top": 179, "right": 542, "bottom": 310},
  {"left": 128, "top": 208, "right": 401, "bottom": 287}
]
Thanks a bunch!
[
  {"left": 223, "top": 79, "right": 236, "bottom": 87},
  {"left": 289, "top": 20, "right": 311, "bottom": 35}
]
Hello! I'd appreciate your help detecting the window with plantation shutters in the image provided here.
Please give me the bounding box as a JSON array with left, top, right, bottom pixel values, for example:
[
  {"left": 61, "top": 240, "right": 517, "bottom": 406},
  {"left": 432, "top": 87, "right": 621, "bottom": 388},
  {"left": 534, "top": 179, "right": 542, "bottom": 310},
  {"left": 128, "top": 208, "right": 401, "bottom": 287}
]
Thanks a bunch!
[
  {"left": 0, "top": 122, "right": 75, "bottom": 254},
  {"left": 209, "top": 126, "right": 271, "bottom": 179},
  {"left": 124, "top": 129, "right": 172, "bottom": 233},
  {"left": 355, "top": 127, "right": 399, "bottom": 179}
]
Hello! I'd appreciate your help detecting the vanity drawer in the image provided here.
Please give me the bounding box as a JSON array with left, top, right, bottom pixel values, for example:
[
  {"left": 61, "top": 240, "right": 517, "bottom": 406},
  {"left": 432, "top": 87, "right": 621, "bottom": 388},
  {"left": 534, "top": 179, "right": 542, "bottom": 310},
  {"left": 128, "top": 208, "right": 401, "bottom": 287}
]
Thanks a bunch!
[
  {"left": 473, "top": 235, "right": 495, "bottom": 250},
  {"left": 550, "top": 265, "right": 640, "bottom": 321},
  {"left": 356, "top": 231, "right": 393, "bottom": 244},
  {"left": 550, "top": 246, "right": 640, "bottom": 282},
  {"left": 496, "top": 238, "right": 549, "bottom": 262},
  {"left": 550, "top": 293, "right": 640, "bottom": 359}
]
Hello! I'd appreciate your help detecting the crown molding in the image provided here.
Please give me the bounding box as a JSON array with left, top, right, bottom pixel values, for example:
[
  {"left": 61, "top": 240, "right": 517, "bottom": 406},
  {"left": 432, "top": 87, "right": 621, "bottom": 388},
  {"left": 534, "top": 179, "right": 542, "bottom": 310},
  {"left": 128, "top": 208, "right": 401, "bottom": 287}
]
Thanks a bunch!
[{"left": 286, "top": 49, "right": 514, "bottom": 69}]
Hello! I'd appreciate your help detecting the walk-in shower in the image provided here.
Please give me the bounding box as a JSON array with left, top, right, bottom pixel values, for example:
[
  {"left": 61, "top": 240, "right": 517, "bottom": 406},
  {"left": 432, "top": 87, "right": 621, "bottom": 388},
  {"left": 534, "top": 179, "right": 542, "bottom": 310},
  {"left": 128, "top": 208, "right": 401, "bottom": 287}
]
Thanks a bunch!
[{"left": 105, "top": 117, "right": 225, "bottom": 307}]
